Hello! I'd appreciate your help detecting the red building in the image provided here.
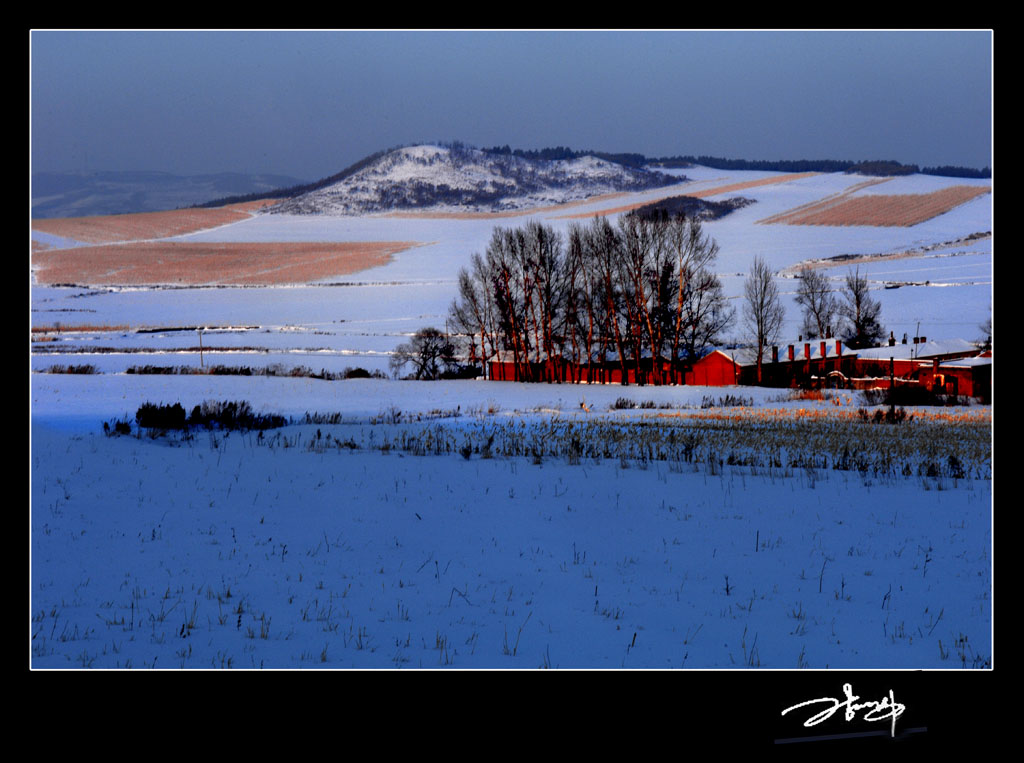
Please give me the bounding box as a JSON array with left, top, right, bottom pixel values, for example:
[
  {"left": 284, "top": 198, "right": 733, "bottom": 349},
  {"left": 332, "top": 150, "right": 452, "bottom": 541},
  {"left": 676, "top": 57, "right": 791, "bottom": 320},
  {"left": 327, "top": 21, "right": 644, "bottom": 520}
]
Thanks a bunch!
[{"left": 485, "top": 335, "right": 991, "bottom": 400}]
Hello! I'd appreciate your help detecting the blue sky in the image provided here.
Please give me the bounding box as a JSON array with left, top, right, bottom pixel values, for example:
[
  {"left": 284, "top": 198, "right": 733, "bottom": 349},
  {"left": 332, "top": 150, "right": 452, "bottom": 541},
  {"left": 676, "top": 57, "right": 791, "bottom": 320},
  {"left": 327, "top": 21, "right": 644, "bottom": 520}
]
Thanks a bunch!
[{"left": 30, "top": 30, "right": 993, "bottom": 181}]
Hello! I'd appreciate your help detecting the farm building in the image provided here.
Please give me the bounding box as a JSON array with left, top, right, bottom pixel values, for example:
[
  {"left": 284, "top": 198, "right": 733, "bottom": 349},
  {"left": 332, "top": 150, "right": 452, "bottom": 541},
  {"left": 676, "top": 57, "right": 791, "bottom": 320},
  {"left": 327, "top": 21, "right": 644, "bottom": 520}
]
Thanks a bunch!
[
  {"left": 932, "top": 356, "right": 992, "bottom": 400},
  {"left": 685, "top": 339, "right": 856, "bottom": 388},
  {"left": 485, "top": 334, "right": 991, "bottom": 400},
  {"left": 487, "top": 351, "right": 685, "bottom": 385},
  {"left": 846, "top": 337, "right": 987, "bottom": 394}
]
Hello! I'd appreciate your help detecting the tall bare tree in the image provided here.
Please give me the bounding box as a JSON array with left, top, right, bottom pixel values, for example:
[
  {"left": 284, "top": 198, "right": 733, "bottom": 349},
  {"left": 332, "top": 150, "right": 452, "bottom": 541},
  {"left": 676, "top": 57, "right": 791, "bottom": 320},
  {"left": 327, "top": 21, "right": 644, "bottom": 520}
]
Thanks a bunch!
[
  {"left": 743, "top": 256, "right": 785, "bottom": 383},
  {"left": 667, "top": 216, "right": 731, "bottom": 371},
  {"left": 794, "top": 266, "right": 838, "bottom": 339},
  {"left": 448, "top": 215, "right": 734, "bottom": 385},
  {"left": 838, "top": 267, "right": 885, "bottom": 349},
  {"left": 449, "top": 252, "right": 499, "bottom": 377}
]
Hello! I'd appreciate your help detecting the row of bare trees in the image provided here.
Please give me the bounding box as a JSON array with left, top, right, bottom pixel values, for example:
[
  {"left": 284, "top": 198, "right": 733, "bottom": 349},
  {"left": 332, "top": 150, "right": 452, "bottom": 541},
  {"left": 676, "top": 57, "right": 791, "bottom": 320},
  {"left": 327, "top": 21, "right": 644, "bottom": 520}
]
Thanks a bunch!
[
  {"left": 743, "top": 258, "right": 888, "bottom": 383},
  {"left": 447, "top": 214, "right": 734, "bottom": 383}
]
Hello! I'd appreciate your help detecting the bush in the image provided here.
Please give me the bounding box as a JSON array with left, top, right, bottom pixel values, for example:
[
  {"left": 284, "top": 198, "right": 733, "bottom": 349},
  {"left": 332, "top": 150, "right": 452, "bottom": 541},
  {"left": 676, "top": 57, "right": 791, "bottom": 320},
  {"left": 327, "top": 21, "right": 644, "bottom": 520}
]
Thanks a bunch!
[
  {"left": 103, "top": 418, "right": 132, "bottom": 436},
  {"left": 136, "top": 402, "right": 187, "bottom": 430},
  {"left": 134, "top": 400, "right": 287, "bottom": 432},
  {"left": 856, "top": 406, "right": 911, "bottom": 424},
  {"left": 188, "top": 400, "right": 286, "bottom": 431},
  {"left": 44, "top": 364, "right": 97, "bottom": 374}
]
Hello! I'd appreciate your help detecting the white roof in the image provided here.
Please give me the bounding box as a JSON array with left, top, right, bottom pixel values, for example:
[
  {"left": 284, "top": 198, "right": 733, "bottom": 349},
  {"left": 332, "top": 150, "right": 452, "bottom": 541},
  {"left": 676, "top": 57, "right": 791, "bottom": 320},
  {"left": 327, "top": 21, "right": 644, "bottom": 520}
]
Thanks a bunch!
[
  {"left": 855, "top": 338, "right": 978, "bottom": 361},
  {"left": 939, "top": 355, "right": 992, "bottom": 368}
]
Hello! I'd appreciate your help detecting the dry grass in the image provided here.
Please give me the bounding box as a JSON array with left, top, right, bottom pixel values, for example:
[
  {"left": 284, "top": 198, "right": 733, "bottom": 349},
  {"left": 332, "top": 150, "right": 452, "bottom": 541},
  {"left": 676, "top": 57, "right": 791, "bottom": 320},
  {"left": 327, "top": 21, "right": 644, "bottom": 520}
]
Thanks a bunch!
[
  {"left": 32, "top": 324, "right": 131, "bottom": 334},
  {"left": 31, "top": 240, "right": 419, "bottom": 286},
  {"left": 554, "top": 173, "right": 820, "bottom": 219},
  {"left": 30, "top": 200, "right": 280, "bottom": 245},
  {"left": 762, "top": 185, "right": 990, "bottom": 228}
]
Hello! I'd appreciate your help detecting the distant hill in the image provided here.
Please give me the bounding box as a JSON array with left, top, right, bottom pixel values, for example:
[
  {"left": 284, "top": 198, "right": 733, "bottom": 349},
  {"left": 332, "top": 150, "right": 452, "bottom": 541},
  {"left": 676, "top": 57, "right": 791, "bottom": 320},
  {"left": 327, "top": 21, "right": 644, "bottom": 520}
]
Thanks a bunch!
[
  {"left": 266, "top": 144, "right": 683, "bottom": 216},
  {"left": 31, "top": 170, "right": 308, "bottom": 219},
  {"left": 35, "top": 144, "right": 990, "bottom": 220}
]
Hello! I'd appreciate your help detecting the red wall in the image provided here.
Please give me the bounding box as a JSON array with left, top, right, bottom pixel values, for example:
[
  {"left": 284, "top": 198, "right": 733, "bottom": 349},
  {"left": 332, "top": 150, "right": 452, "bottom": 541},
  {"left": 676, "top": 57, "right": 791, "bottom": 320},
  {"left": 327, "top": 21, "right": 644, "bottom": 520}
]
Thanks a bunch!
[{"left": 685, "top": 353, "right": 738, "bottom": 386}]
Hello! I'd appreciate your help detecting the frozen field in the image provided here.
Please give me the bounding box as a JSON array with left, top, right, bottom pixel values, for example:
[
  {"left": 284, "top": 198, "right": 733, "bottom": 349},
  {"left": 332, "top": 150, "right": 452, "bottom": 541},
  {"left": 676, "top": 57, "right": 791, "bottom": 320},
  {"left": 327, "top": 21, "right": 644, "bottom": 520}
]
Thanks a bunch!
[
  {"left": 30, "top": 166, "right": 993, "bottom": 670},
  {"left": 30, "top": 378, "right": 991, "bottom": 670}
]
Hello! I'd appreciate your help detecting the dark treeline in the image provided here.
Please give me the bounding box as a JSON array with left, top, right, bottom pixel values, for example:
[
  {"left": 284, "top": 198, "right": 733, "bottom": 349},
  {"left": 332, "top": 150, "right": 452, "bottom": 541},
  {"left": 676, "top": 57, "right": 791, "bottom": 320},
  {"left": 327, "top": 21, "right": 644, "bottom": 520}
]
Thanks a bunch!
[
  {"left": 651, "top": 155, "right": 990, "bottom": 178},
  {"left": 920, "top": 165, "right": 992, "bottom": 179},
  {"left": 630, "top": 195, "right": 754, "bottom": 221},
  {"left": 447, "top": 214, "right": 734, "bottom": 384},
  {"left": 651, "top": 156, "right": 854, "bottom": 173},
  {"left": 482, "top": 144, "right": 649, "bottom": 169}
]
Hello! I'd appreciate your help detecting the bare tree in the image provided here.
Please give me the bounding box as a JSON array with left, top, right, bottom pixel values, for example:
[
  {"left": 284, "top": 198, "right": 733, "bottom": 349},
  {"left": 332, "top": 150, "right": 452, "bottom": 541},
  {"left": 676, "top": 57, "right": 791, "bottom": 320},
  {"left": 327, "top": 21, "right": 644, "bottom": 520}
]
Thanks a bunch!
[
  {"left": 743, "top": 256, "right": 785, "bottom": 383},
  {"left": 448, "top": 215, "right": 734, "bottom": 385},
  {"left": 676, "top": 265, "right": 734, "bottom": 366},
  {"left": 449, "top": 252, "right": 498, "bottom": 377},
  {"left": 389, "top": 327, "right": 458, "bottom": 380},
  {"left": 668, "top": 216, "right": 732, "bottom": 369},
  {"left": 794, "top": 266, "right": 838, "bottom": 339},
  {"left": 838, "top": 267, "right": 885, "bottom": 349},
  {"left": 978, "top": 314, "right": 992, "bottom": 352}
]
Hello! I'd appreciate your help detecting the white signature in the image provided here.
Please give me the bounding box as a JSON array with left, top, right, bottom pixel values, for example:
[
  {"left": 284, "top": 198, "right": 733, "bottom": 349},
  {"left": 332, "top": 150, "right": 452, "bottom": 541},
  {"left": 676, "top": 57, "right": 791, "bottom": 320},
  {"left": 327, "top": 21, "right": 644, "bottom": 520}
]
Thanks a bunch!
[{"left": 781, "top": 683, "right": 906, "bottom": 738}]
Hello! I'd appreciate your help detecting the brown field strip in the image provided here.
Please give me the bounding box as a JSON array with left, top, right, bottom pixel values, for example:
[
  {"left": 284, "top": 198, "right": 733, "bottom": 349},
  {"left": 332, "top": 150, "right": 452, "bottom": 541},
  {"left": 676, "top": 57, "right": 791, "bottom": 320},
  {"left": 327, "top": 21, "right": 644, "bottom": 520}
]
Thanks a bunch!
[
  {"left": 32, "top": 323, "right": 131, "bottom": 334},
  {"left": 31, "top": 240, "right": 420, "bottom": 286},
  {"left": 554, "top": 172, "right": 820, "bottom": 219},
  {"left": 757, "top": 178, "right": 893, "bottom": 224},
  {"left": 30, "top": 199, "right": 280, "bottom": 246},
  {"left": 771, "top": 185, "right": 990, "bottom": 227}
]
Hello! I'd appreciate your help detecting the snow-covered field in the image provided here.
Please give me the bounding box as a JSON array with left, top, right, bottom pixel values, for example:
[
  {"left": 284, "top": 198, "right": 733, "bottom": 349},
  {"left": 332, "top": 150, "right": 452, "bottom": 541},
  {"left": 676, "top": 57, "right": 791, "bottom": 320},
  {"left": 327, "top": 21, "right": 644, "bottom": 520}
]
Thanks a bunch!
[
  {"left": 30, "top": 377, "right": 992, "bottom": 670},
  {"left": 30, "top": 164, "right": 993, "bottom": 669},
  {"left": 31, "top": 166, "right": 992, "bottom": 378}
]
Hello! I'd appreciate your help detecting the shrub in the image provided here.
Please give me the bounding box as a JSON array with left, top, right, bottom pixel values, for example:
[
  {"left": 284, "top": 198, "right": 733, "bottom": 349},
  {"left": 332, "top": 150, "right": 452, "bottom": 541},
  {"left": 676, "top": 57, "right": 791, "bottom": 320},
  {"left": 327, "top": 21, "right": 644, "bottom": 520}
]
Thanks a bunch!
[
  {"left": 856, "top": 406, "right": 911, "bottom": 424},
  {"left": 136, "top": 402, "right": 187, "bottom": 430},
  {"left": 103, "top": 418, "right": 132, "bottom": 436},
  {"left": 188, "top": 400, "right": 286, "bottom": 431},
  {"left": 44, "top": 364, "right": 97, "bottom": 374}
]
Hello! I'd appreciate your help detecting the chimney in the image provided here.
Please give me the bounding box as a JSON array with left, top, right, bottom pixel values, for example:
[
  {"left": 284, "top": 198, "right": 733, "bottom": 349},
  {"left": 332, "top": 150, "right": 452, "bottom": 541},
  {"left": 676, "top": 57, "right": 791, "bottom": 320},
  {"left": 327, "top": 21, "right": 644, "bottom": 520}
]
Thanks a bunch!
[
  {"left": 836, "top": 339, "right": 842, "bottom": 357},
  {"left": 820, "top": 341, "right": 827, "bottom": 359},
  {"left": 804, "top": 343, "right": 811, "bottom": 363},
  {"left": 902, "top": 333, "right": 908, "bottom": 344},
  {"left": 920, "top": 336, "right": 926, "bottom": 344},
  {"left": 772, "top": 346, "right": 778, "bottom": 364},
  {"left": 888, "top": 331, "right": 895, "bottom": 347},
  {"left": 788, "top": 345, "right": 794, "bottom": 362}
]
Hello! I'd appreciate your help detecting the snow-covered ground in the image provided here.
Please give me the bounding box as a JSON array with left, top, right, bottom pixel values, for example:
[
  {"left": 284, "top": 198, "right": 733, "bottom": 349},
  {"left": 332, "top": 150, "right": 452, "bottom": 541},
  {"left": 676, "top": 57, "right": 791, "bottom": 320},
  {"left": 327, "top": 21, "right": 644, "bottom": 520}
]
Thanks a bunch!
[
  {"left": 30, "top": 165, "right": 993, "bottom": 670},
  {"left": 30, "top": 376, "right": 991, "bottom": 670}
]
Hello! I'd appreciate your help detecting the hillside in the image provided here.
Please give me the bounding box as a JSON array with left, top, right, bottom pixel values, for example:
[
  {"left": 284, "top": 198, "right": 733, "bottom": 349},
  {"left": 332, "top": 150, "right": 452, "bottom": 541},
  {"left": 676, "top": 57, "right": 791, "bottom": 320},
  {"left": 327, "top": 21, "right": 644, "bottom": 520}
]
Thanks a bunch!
[{"left": 266, "top": 144, "right": 683, "bottom": 216}]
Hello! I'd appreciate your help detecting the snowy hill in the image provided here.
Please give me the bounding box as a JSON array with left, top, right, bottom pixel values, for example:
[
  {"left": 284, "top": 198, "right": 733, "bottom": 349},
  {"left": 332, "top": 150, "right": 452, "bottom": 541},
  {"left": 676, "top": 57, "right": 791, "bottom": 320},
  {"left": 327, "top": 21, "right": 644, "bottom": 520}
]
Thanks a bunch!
[{"left": 266, "top": 144, "right": 683, "bottom": 216}]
